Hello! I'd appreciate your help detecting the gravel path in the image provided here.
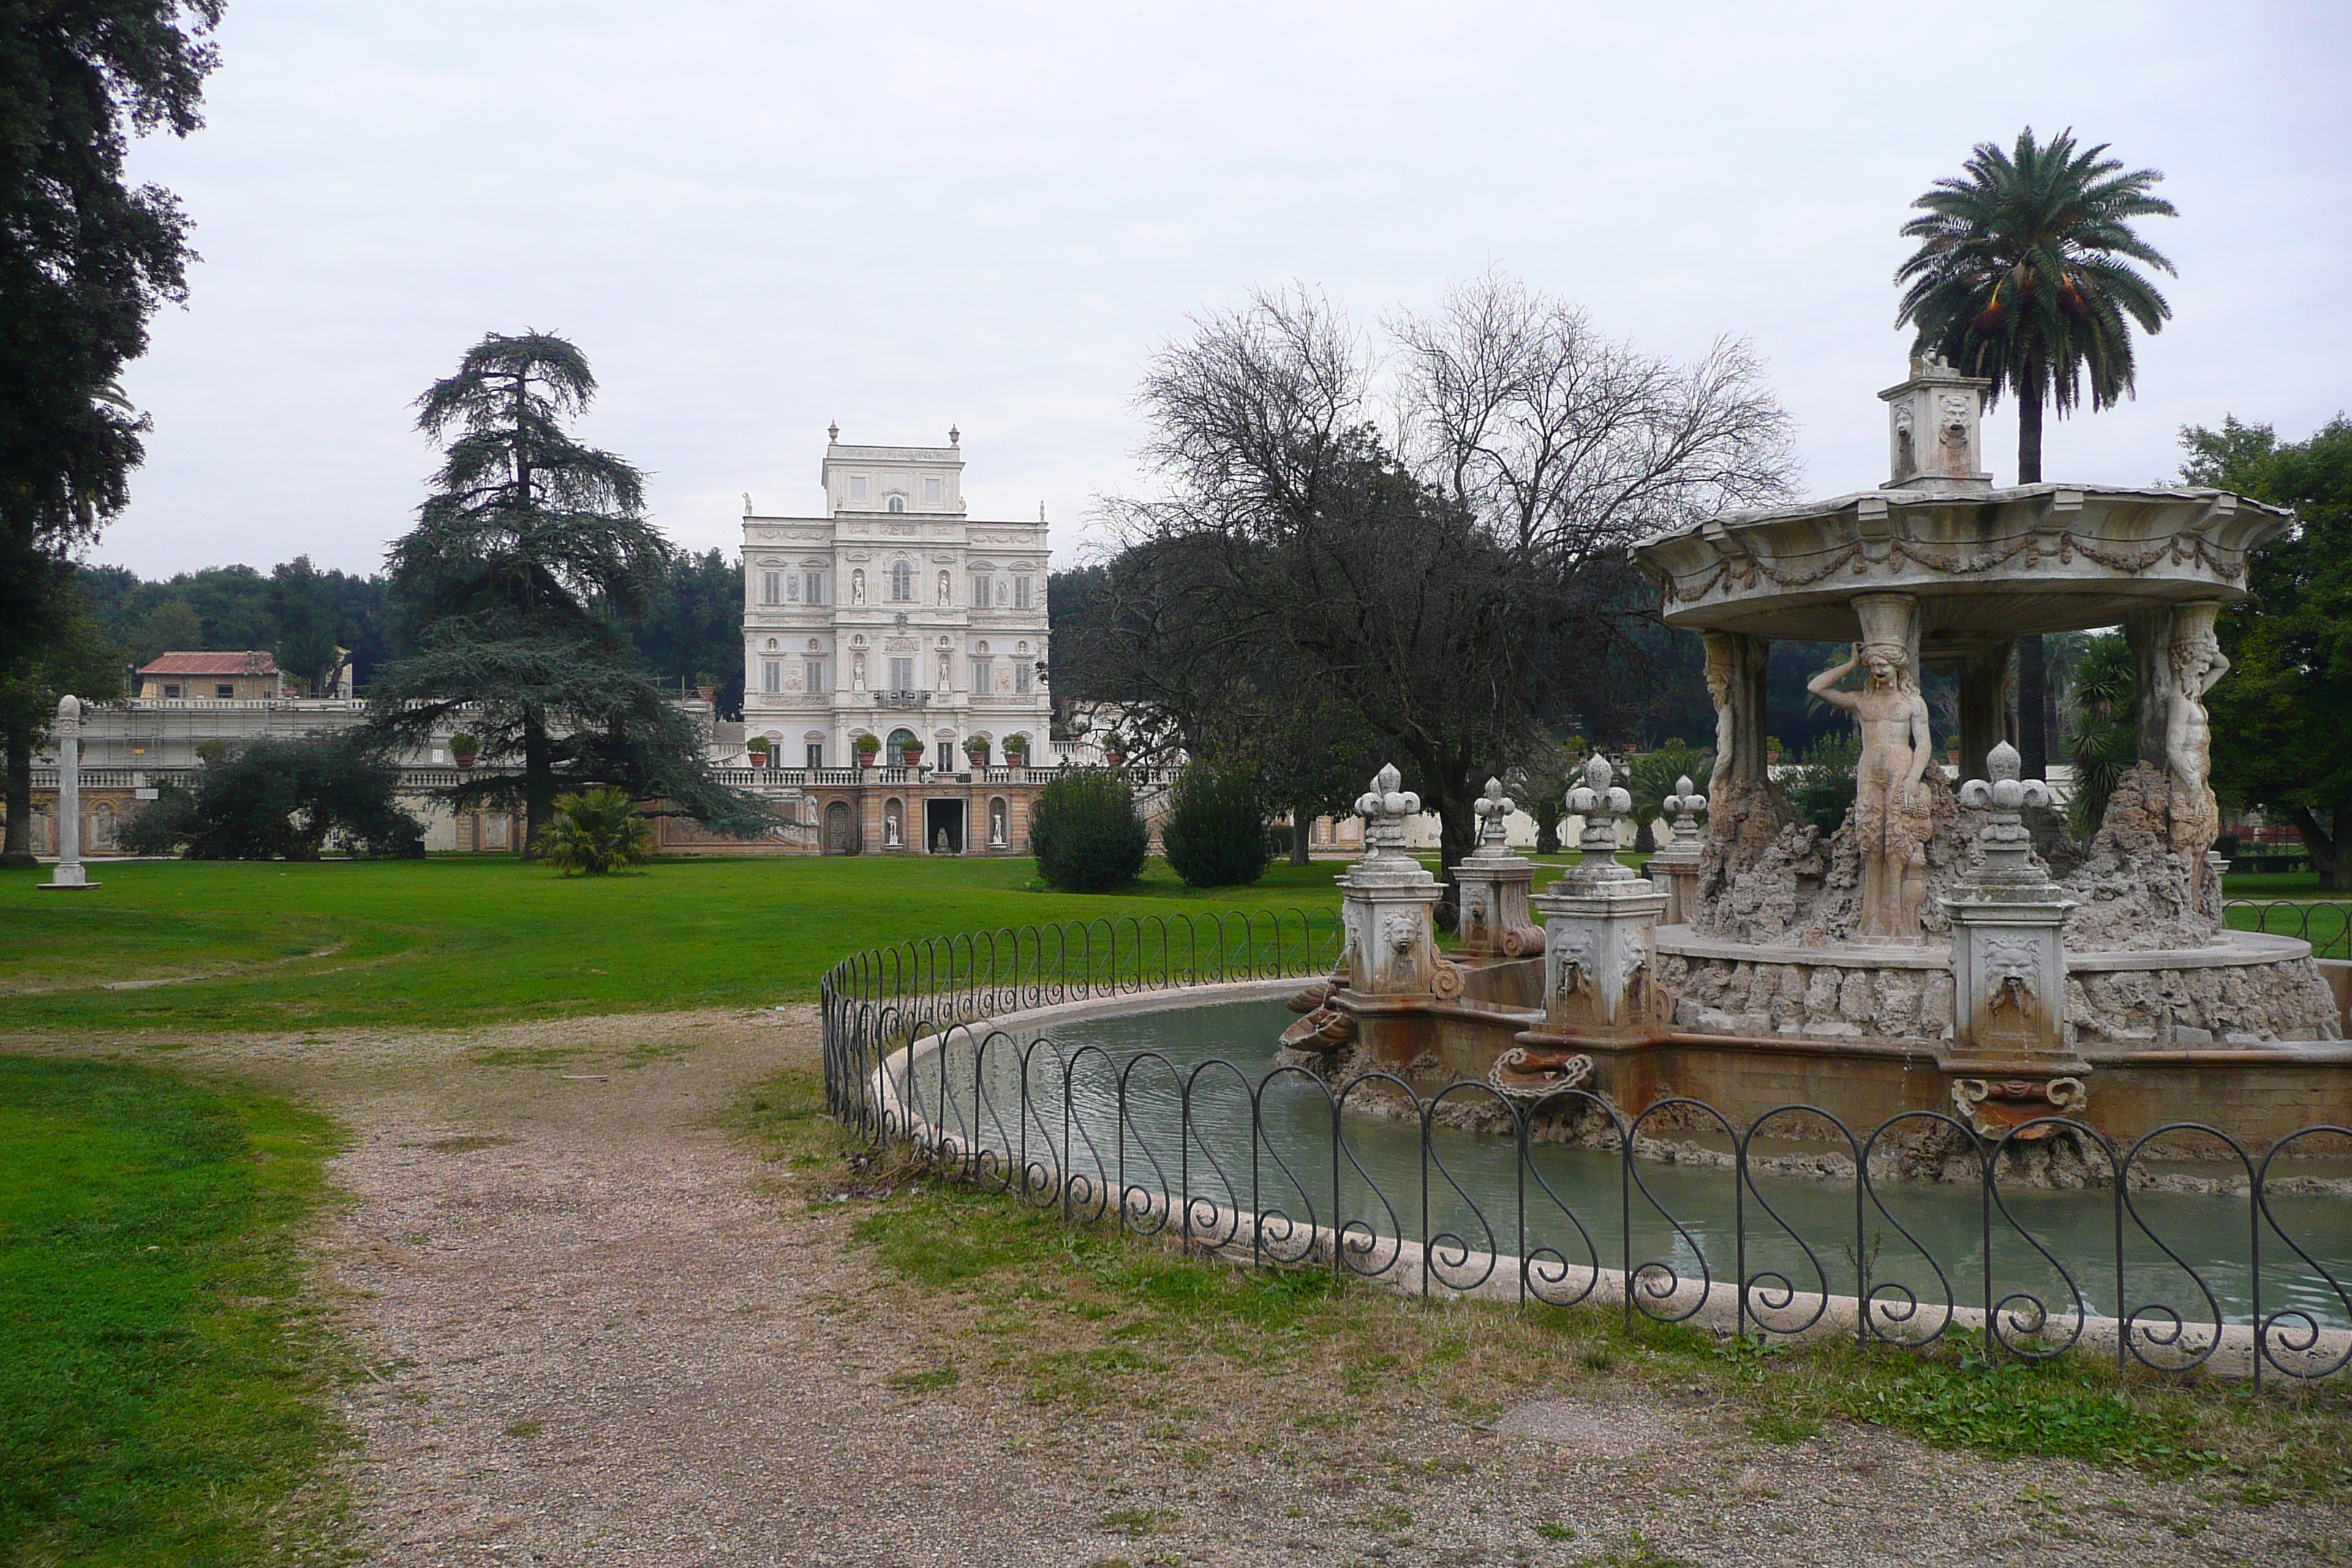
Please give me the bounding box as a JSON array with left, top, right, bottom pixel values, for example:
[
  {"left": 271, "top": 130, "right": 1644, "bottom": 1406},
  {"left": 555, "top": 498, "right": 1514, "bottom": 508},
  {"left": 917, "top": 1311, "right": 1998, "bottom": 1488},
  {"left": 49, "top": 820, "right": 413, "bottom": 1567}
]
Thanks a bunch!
[{"left": 23, "top": 1011, "right": 2348, "bottom": 1566}]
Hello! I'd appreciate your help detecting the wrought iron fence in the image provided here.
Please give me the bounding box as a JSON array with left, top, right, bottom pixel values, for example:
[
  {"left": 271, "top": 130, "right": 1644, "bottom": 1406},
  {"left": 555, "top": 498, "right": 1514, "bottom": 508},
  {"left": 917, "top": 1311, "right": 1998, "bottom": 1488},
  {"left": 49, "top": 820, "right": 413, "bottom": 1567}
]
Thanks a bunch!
[
  {"left": 2225, "top": 897, "right": 2352, "bottom": 960},
  {"left": 818, "top": 907, "right": 2352, "bottom": 1387}
]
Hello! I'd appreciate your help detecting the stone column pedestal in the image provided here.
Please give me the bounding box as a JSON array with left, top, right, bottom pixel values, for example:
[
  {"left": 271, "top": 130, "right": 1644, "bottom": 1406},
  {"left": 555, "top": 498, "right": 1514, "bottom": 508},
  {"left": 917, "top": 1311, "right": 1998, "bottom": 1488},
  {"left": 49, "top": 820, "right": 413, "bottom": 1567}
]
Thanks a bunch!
[
  {"left": 1531, "top": 758, "right": 1666, "bottom": 1040},
  {"left": 1646, "top": 774, "right": 1707, "bottom": 927},
  {"left": 1335, "top": 764, "right": 1444, "bottom": 997},
  {"left": 39, "top": 694, "right": 97, "bottom": 892},
  {"left": 1940, "top": 743, "right": 2082, "bottom": 1134},
  {"left": 1454, "top": 777, "right": 1542, "bottom": 961}
]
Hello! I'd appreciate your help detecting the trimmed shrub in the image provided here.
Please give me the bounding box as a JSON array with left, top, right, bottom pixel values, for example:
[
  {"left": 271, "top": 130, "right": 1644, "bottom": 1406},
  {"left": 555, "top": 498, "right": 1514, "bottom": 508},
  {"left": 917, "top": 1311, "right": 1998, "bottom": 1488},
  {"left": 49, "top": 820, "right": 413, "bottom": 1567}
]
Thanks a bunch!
[
  {"left": 1030, "top": 769, "right": 1150, "bottom": 893},
  {"left": 1161, "top": 762, "right": 1271, "bottom": 889}
]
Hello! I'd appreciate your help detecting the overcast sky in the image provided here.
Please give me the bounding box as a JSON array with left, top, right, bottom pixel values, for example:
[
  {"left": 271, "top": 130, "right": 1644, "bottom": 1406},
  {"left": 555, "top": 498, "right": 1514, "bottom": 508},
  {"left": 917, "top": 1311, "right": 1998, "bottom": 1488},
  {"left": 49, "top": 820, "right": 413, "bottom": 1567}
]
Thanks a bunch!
[{"left": 104, "top": 0, "right": 2351, "bottom": 581}]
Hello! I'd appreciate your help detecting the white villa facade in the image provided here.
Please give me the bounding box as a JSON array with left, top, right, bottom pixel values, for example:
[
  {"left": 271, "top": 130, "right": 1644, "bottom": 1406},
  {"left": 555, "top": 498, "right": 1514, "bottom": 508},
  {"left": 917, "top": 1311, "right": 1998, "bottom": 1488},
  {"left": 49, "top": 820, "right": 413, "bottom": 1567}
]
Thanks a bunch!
[{"left": 740, "top": 430, "right": 1057, "bottom": 772}]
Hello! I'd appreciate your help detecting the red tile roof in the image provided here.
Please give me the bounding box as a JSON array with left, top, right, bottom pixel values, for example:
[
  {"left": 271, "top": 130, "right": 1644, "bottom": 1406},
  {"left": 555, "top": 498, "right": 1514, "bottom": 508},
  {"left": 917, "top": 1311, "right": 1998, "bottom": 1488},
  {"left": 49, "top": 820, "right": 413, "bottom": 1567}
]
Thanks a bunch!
[{"left": 138, "top": 651, "right": 280, "bottom": 676}]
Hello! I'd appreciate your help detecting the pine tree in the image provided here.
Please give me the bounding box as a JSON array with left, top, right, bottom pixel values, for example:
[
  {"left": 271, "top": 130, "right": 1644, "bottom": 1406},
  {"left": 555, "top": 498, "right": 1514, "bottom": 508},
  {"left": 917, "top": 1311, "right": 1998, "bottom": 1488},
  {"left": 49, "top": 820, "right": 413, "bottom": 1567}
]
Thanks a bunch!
[{"left": 366, "top": 331, "right": 767, "bottom": 850}]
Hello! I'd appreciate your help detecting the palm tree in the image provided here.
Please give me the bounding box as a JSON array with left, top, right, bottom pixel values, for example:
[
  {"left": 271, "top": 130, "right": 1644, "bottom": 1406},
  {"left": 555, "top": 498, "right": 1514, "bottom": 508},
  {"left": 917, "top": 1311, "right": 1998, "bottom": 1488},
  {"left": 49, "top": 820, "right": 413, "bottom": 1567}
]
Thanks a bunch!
[{"left": 1895, "top": 127, "right": 2177, "bottom": 777}]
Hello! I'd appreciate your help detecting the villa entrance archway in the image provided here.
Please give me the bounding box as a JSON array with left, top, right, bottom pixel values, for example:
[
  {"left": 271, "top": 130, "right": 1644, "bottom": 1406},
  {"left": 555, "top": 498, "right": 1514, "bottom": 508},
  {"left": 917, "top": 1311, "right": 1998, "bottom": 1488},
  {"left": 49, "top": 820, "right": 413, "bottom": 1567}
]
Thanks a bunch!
[
  {"left": 823, "top": 800, "right": 854, "bottom": 855},
  {"left": 923, "top": 799, "right": 965, "bottom": 855}
]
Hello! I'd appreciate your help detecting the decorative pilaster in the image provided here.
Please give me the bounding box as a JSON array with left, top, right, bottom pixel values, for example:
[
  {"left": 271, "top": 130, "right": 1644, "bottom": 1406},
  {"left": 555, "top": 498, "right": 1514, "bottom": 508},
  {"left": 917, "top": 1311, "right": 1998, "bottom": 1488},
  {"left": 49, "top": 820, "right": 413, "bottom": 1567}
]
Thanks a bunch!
[
  {"left": 1453, "top": 777, "right": 1542, "bottom": 960},
  {"left": 1335, "top": 764, "right": 1444, "bottom": 998},
  {"left": 1532, "top": 757, "right": 1667, "bottom": 1039},
  {"left": 1942, "top": 742, "right": 2083, "bottom": 1134},
  {"left": 40, "top": 695, "right": 96, "bottom": 892},
  {"left": 1646, "top": 774, "right": 1707, "bottom": 926}
]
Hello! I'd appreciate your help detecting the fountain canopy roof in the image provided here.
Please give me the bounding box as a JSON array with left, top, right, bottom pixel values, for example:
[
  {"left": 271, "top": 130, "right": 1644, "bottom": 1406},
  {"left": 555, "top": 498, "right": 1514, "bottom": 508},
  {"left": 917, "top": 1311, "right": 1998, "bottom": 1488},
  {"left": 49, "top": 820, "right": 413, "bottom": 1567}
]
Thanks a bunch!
[
  {"left": 1632, "top": 483, "right": 2291, "bottom": 650},
  {"left": 1630, "top": 358, "right": 2291, "bottom": 652}
]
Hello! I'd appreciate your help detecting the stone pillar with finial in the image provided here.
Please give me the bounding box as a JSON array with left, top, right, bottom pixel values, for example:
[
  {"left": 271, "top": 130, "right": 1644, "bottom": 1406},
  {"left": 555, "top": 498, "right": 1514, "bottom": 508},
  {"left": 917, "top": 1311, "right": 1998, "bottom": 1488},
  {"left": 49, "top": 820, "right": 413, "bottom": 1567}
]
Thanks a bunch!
[
  {"left": 40, "top": 695, "right": 97, "bottom": 892},
  {"left": 1647, "top": 774, "right": 1708, "bottom": 926},
  {"left": 1531, "top": 756, "right": 1666, "bottom": 1038},
  {"left": 1335, "top": 764, "right": 1444, "bottom": 998},
  {"left": 1452, "top": 777, "right": 1542, "bottom": 961},
  {"left": 1940, "top": 741, "right": 2087, "bottom": 1136}
]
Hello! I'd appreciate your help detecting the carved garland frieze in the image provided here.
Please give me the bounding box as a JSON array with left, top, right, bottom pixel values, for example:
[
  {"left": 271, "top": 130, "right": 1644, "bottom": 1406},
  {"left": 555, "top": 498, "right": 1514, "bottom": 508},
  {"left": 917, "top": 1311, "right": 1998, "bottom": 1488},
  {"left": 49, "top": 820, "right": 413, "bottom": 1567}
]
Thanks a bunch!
[{"left": 1666, "top": 529, "right": 2248, "bottom": 606}]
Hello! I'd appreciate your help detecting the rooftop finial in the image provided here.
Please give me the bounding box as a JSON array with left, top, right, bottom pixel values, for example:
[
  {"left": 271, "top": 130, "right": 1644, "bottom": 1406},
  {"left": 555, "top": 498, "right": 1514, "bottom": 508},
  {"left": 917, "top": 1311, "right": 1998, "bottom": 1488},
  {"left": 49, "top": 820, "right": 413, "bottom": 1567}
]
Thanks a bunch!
[
  {"left": 827, "top": 421, "right": 840, "bottom": 443},
  {"left": 949, "top": 423, "right": 960, "bottom": 445},
  {"left": 1039, "top": 502, "right": 1047, "bottom": 524}
]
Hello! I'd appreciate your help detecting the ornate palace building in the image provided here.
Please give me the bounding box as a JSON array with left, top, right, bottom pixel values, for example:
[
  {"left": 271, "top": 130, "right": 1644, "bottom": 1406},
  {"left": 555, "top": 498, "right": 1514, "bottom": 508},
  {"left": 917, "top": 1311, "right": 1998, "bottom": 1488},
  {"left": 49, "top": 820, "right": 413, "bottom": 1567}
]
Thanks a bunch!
[{"left": 717, "top": 428, "right": 1069, "bottom": 853}]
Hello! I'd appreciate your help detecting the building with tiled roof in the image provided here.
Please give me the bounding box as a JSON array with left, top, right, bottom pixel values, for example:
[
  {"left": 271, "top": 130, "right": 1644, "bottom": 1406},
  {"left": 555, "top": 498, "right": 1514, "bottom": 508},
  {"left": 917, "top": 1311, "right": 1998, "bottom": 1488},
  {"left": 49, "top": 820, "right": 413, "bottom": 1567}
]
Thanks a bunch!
[{"left": 135, "top": 651, "right": 284, "bottom": 701}]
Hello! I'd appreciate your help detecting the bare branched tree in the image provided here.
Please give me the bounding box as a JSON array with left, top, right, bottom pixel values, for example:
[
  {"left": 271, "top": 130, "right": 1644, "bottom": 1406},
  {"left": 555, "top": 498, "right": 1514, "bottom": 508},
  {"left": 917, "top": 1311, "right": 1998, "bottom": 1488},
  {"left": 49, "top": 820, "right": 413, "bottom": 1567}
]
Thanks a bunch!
[
  {"left": 1391, "top": 270, "right": 1799, "bottom": 572},
  {"left": 1074, "top": 273, "right": 1798, "bottom": 909}
]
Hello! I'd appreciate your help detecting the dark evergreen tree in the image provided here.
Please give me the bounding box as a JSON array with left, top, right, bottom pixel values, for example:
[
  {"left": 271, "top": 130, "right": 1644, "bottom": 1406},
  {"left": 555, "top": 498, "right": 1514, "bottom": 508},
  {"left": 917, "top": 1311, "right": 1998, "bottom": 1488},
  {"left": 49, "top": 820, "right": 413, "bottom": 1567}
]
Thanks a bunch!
[
  {"left": 0, "top": 1, "right": 219, "bottom": 671},
  {"left": 0, "top": 559, "right": 127, "bottom": 865},
  {"left": 117, "top": 734, "right": 422, "bottom": 860},
  {"left": 366, "top": 331, "right": 766, "bottom": 848},
  {"left": 632, "top": 547, "right": 746, "bottom": 718}
]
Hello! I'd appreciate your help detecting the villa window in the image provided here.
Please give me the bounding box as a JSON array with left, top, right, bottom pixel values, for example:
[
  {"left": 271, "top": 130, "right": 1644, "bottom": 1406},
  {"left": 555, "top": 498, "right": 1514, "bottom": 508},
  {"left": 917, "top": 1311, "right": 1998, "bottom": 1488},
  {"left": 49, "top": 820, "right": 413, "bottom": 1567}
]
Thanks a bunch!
[
  {"left": 762, "top": 570, "right": 781, "bottom": 605},
  {"left": 804, "top": 657, "right": 828, "bottom": 695},
  {"left": 216, "top": 683, "right": 235, "bottom": 698},
  {"left": 970, "top": 657, "right": 992, "bottom": 693},
  {"left": 887, "top": 495, "right": 905, "bottom": 513},
  {"left": 1014, "top": 576, "right": 1032, "bottom": 610},
  {"left": 969, "top": 571, "right": 990, "bottom": 607},
  {"left": 890, "top": 562, "right": 912, "bottom": 602},
  {"left": 889, "top": 656, "right": 913, "bottom": 692},
  {"left": 806, "top": 742, "right": 823, "bottom": 769},
  {"left": 804, "top": 570, "right": 826, "bottom": 605},
  {"left": 762, "top": 660, "right": 781, "bottom": 693},
  {"left": 1014, "top": 663, "right": 1031, "bottom": 695},
  {"left": 162, "top": 682, "right": 181, "bottom": 698}
]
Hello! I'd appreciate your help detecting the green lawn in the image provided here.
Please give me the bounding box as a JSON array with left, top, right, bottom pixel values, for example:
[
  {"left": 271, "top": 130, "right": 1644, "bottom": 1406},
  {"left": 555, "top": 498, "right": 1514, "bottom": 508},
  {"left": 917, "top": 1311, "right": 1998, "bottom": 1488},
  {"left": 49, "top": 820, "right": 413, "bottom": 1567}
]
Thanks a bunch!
[
  {"left": 0, "top": 855, "right": 1357, "bottom": 1036},
  {"left": 0, "top": 1056, "right": 347, "bottom": 1563}
]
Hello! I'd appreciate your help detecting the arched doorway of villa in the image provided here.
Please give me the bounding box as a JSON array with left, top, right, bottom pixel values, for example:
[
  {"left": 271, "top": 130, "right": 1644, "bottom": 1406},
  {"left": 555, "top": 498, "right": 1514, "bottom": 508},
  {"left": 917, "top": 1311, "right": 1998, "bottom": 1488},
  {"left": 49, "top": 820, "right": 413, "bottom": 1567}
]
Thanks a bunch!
[{"left": 823, "top": 799, "right": 853, "bottom": 855}]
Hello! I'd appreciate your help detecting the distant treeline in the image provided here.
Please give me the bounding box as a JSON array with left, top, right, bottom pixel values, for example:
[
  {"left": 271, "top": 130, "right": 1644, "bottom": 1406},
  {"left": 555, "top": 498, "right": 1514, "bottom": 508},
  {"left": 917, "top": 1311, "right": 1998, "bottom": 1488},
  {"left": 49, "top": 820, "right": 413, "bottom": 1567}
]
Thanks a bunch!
[{"left": 73, "top": 549, "right": 750, "bottom": 717}]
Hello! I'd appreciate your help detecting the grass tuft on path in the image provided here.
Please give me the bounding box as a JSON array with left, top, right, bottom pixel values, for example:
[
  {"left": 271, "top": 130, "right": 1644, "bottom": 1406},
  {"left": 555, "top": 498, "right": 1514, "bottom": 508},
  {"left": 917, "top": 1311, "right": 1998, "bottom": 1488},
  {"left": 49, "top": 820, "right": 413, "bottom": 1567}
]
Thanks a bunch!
[{"left": 0, "top": 1055, "right": 350, "bottom": 1565}]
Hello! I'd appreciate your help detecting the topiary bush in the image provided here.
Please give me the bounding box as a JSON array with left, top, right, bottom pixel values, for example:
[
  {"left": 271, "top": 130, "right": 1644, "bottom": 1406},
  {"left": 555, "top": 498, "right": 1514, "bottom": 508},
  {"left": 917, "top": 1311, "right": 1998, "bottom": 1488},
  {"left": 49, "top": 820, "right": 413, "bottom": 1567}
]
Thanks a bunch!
[
  {"left": 1161, "top": 762, "right": 1271, "bottom": 889},
  {"left": 1030, "top": 769, "right": 1150, "bottom": 892}
]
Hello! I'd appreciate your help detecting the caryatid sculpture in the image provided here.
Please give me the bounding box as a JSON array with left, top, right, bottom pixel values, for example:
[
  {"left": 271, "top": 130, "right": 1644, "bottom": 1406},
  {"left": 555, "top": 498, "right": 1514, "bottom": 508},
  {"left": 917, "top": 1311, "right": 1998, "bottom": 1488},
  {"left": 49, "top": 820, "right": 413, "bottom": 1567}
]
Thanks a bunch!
[
  {"left": 2164, "top": 602, "right": 2228, "bottom": 860},
  {"left": 1806, "top": 593, "right": 1932, "bottom": 944}
]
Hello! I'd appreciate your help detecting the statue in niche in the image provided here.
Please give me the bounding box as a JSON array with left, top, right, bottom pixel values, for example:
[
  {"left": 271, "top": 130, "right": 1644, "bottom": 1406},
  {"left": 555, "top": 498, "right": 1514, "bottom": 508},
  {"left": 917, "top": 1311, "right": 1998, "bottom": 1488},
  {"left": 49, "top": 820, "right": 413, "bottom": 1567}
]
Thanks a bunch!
[
  {"left": 935, "top": 828, "right": 951, "bottom": 855},
  {"left": 938, "top": 570, "right": 951, "bottom": 606},
  {"left": 851, "top": 569, "right": 866, "bottom": 605},
  {"left": 1703, "top": 632, "right": 1737, "bottom": 804},
  {"left": 883, "top": 802, "right": 901, "bottom": 846},
  {"left": 1809, "top": 617, "right": 1932, "bottom": 943},
  {"left": 989, "top": 800, "right": 1006, "bottom": 847},
  {"left": 851, "top": 650, "right": 867, "bottom": 690},
  {"left": 2165, "top": 605, "right": 2228, "bottom": 857}
]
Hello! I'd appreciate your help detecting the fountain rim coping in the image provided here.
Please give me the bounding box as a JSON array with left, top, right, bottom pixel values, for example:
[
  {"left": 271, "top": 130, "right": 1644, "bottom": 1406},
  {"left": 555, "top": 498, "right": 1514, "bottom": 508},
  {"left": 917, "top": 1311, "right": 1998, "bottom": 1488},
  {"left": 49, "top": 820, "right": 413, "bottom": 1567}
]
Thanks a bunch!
[
  {"left": 866, "top": 981, "right": 2351, "bottom": 1381},
  {"left": 1654, "top": 924, "right": 2313, "bottom": 972}
]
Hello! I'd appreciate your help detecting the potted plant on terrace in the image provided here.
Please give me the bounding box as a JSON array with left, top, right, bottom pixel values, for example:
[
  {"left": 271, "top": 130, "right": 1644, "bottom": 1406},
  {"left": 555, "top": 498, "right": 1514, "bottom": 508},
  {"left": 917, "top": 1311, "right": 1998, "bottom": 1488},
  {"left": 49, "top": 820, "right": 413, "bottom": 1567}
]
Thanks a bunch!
[
  {"left": 900, "top": 736, "right": 927, "bottom": 768},
  {"left": 1004, "top": 735, "right": 1030, "bottom": 768},
  {"left": 450, "top": 731, "right": 480, "bottom": 770},
  {"left": 854, "top": 734, "right": 881, "bottom": 766},
  {"left": 745, "top": 736, "right": 772, "bottom": 768},
  {"left": 964, "top": 737, "right": 990, "bottom": 769}
]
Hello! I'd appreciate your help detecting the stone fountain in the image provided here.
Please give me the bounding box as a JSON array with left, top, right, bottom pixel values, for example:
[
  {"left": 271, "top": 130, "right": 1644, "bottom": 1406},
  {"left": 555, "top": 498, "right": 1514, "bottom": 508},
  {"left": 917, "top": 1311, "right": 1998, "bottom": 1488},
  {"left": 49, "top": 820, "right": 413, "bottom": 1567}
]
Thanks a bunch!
[{"left": 1278, "top": 360, "right": 2350, "bottom": 1153}]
